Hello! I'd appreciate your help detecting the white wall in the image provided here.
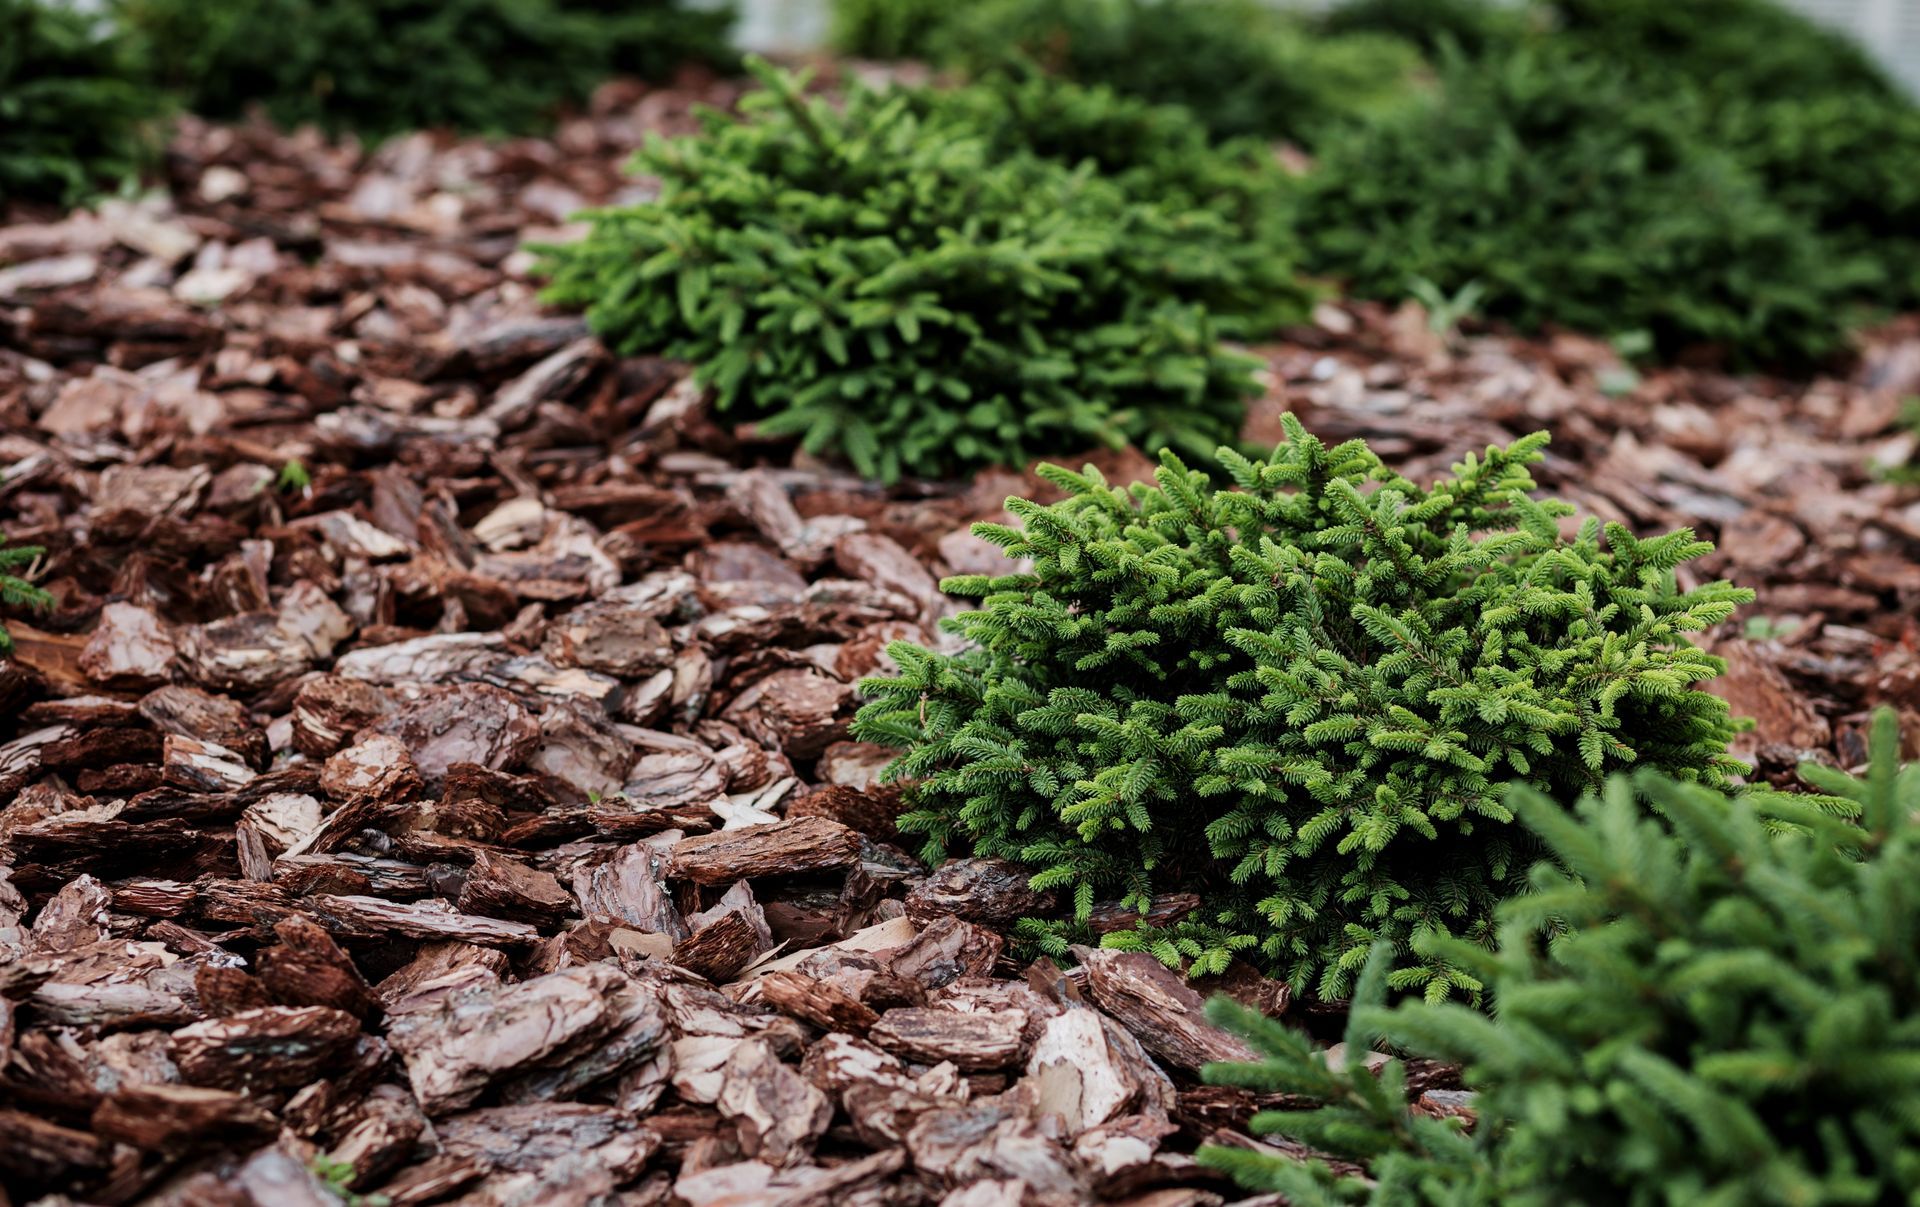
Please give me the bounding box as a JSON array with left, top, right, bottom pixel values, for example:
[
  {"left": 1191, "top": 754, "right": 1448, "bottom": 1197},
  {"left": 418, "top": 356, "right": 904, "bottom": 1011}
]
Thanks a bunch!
[
  {"left": 1784, "top": 0, "right": 1920, "bottom": 93},
  {"left": 728, "top": 0, "right": 832, "bottom": 52}
]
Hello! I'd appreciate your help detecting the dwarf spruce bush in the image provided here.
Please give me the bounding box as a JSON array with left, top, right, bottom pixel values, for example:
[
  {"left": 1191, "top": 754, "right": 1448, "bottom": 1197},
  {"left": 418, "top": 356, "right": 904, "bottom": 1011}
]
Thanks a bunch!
[
  {"left": 834, "top": 0, "right": 1422, "bottom": 146},
  {"left": 1318, "top": 0, "right": 1532, "bottom": 57},
  {"left": 1315, "top": 0, "right": 1920, "bottom": 355},
  {"left": 1544, "top": 0, "right": 1920, "bottom": 315},
  {"left": 911, "top": 69, "right": 1307, "bottom": 283},
  {"left": 854, "top": 418, "right": 1750, "bottom": 999},
  {"left": 1301, "top": 45, "right": 1863, "bottom": 367},
  {"left": 538, "top": 61, "right": 1306, "bottom": 483},
  {"left": 0, "top": 537, "right": 51, "bottom": 651},
  {"left": 1201, "top": 710, "right": 1920, "bottom": 1205},
  {"left": 830, "top": 0, "right": 954, "bottom": 60},
  {"left": 117, "top": 0, "right": 736, "bottom": 139},
  {"left": 1546, "top": 0, "right": 1896, "bottom": 103},
  {"left": 1727, "top": 97, "right": 1920, "bottom": 310},
  {"left": 1, "top": 0, "right": 160, "bottom": 207}
]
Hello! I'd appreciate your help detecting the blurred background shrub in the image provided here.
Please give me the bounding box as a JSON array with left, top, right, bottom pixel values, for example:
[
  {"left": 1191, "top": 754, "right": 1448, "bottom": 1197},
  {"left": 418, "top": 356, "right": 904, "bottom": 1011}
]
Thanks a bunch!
[
  {"left": 114, "top": 0, "right": 737, "bottom": 139},
  {"left": 827, "top": 0, "right": 1920, "bottom": 368},
  {"left": 1309, "top": 0, "right": 1920, "bottom": 359},
  {"left": 835, "top": 0, "right": 1423, "bottom": 146},
  {"left": 1, "top": 0, "right": 165, "bottom": 206}
]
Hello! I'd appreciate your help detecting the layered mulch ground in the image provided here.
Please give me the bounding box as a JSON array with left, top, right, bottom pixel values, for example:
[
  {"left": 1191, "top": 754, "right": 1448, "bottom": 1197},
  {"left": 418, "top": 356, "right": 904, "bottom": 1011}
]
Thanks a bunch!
[{"left": 0, "top": 78, "right": 1917, "bottom": 1206}]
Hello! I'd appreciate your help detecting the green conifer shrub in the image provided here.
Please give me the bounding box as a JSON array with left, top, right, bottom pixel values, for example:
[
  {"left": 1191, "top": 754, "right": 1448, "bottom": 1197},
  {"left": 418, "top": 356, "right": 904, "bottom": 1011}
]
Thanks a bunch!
[
  {"left": 1328, "top": 0, "right": 1894, "bottom": 107},
  {"left": 1318, "top": 0, "right": 1920, "bottom": 345},
  {"left": 830, "top": 0, "right": 955, "bottom": 60},
  {"left": 1202, "top": 943, "right": 1503, "bottom": 1203},
  {"left": 1723, "top": 96, "right": 1920, "bottom": 311},
  {"left": 1538, "top": 0, "right": 1920, "bottom": 314},
  {"left": 1317, "top": 0, "right": 1531, "bottom": 57},
  {"left": 116, "top": 0, "right": 736, "bottom": 139},
  {"left": 556, "top": 0, "right": 738, "bottom": 87},
  {"left": 853, "top": 417, "right": 1751, "bottom": 999},
  {"left": 1199, "top": 709, "right": 1920, "bottom": 1205},
  {"left": 1545, "top": 0, "right": 1896, "bottom": 103},
  {"left": 536, "top": 60, "right": 1307, "bottom": 483},
  {"left": 1, "top": 0, "right": 162, "bottom": 207},
  {"left": 1299, "top": 44, "right": 1864, "bottom": 367},
  {"left": 833, "top": 0, "right": 1423, "bottom": 146}
]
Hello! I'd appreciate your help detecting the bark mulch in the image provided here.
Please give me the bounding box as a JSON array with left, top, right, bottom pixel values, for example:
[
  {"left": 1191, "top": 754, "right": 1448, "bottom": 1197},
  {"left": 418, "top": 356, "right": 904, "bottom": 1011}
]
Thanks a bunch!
[{"left": 0, "top": 79, "right": 1916, "bottom": 1206}]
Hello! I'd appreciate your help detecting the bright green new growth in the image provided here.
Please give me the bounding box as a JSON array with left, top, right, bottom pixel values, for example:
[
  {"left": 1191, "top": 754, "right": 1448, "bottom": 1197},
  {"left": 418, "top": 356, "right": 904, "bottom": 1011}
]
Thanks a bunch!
[
  {"left": 538, "top": 60, "right": 1305, "bottom": 482},
  {"left": 1, "top": 0, "right": 162, "bottom": 207},
  {"left": 115, "top": 0, "right": 737, "bottom": 140},
  {"left": 1199, "top": 709, "right": 1920, "bottom": 1205},
  {"left": 275, "top": 458, "right": 312, "bottom": 495},
  {"left": 0, "top": 538, "right": 51, "bottom": 651},
  {"left": 854, "top": 418, "right": 1751, "bottom": 1000}
]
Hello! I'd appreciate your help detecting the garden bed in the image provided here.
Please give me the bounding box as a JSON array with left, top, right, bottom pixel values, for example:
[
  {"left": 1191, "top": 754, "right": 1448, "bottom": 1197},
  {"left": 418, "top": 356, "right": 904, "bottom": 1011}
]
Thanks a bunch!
[{"left": 0, "top": 78, "right": 1918, "bottom": 1205}]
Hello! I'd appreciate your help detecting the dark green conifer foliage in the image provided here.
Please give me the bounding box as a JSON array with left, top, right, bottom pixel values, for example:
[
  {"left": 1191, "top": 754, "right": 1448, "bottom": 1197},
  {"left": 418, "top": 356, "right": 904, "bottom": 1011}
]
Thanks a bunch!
[
  {"left": 907, "top": 68, "right": 1307, "bottom": 292},
  {"left": 555, "top": 0, "right": 739, "bottom": 87},
  {"left": 913, "top": 0, "right": 1424, "bottom": 146},
  {"left": 1725, "top": 97, "right": 1920, "bottom": 310},
  {"left": 116, "top": 0, "right": 736, "bottom": 140},
  {"left": 1545, "top": 0, "right": 1896, "bottom": 101},
  {"left": 1299, "top": 44, "right": 1864, "bottom": 368},
  {"left": 830, "top": 0, "right": 954, "bottom": 60},
  {"left": 1317, "top": 0, "right": 1531, "bottom": 57},
  {"left": 537, "top": 60, "right": 1305, "bottom": 483},
  {"left": 1548, "top": 0, "right": 1920, "bottom": 314},
  {"left": 1539, "top": 0, "right": 1920, "bottom": 316},
  {"left": 1317, "top": 0, "right": 1920, "bottom": 353},
  {"left": 854, "top": 418, "right": 1750, "bottom": 999},
  {"left": 1, "top": 0, "right": 162, "bottom": 207},
  {"left": 1199, "top": 709, "right": 1920, "bottom": 1205}
]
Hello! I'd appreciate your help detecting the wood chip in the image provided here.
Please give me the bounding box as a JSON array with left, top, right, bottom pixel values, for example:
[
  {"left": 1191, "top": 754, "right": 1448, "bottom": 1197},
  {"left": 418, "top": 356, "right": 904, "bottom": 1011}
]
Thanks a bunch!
[
  {"left": 670, "top": 817, "right": 861, "bottom": 885},
  {"left": 1072, "top": 947, "right": 1258, "bottom": 1071},
  {"left": 716, "top": 1038, "right": 833, "bottom": 1166},
  {"left": 170, "top": 1005, "right": 363, "bottom": 1091},
  {"left": 257, "top": 915, "right": 380, "bottom": 1020},
  {"left": 387, "top": 964, "right": 664, "bottom": 1114}
]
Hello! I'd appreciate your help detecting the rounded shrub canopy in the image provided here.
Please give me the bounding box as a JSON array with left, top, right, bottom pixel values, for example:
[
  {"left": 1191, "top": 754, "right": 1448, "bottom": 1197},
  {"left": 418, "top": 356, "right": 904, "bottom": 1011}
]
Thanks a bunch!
[
  {"left": 539, "top": 61, "right": 1306, "bottom": 482},
  {"left": 1201, "top": 712, "right": 1920, "bottom": 1205},
  {"left": 855, "top": 417, "right": 1751, "bottom": 999}
]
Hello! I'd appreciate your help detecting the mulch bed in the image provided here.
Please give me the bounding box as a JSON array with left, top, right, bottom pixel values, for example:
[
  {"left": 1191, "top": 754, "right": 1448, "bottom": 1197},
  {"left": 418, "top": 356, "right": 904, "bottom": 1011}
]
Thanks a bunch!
[{"left": 0, "top": 77, "right": 1916, "bottom": 1206}]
